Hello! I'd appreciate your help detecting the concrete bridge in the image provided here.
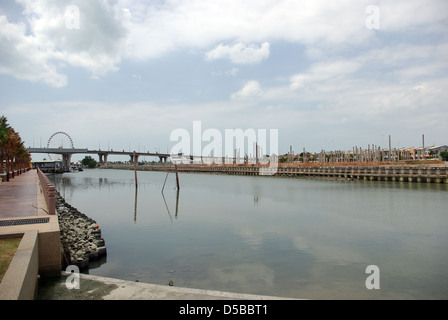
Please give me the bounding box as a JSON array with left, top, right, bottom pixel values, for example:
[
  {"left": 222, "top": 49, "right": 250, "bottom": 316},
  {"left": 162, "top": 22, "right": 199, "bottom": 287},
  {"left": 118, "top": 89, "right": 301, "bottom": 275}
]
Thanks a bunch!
[{"left": 27, "top": 147, "right": 170, "bottom": 169}]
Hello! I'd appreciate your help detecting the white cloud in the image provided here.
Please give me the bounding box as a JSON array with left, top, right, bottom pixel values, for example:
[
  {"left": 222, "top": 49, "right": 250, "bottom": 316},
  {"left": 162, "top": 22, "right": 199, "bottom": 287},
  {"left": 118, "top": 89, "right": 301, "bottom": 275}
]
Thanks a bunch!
[
  {"left": 1, "top": 0, "right": 448, "bottom": 152},
  {"left": 0, "top": 0, "right": 127, "bottom": 86},
  {"left": 309, "top": 60, "right": 361, "bottom": 80},
  {"left": 2, "top": 0, "right": 448, "bottom": 87},
  {"left": 205, "top": 42, "right": 270, "bottom": 64},
  {"left": 231, "top": 80, "right": 263, "bottom": 100},
  {"left": 121, "top": 0, "right": 371, "bottom": 60},
  {"left": 288, "top": 60, "right": 361, "bottom": 94},
  {"left": 0, "top": 15, "right": 67, "bottom": 87},
  {"left": 379, "top": 0, "right": 448, "bottom": 31},
  {"left": 229, "top": 40, "right": 448, "bottom": 140},
  {"left": 120, "top": 0, "right": 445, "bottom": 61},
  {"left": 289, "top": 74, "right": 308, "bottom": 90}
]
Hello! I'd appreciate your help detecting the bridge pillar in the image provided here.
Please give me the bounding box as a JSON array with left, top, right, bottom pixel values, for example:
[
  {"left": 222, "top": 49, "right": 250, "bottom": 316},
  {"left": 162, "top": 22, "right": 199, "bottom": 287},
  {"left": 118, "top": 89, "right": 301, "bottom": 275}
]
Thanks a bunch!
[
  {"left": 130, "top": 153, "right": 139, "bottom": 164},
  {"left": 62, "top": 154, "right": 72, "bottom": 171},
  {"left": 98, "top": 153, "right": 108, "bottom": 164},
  {"left": 159, "top": 156, "right": 167, "bottom": 163}
]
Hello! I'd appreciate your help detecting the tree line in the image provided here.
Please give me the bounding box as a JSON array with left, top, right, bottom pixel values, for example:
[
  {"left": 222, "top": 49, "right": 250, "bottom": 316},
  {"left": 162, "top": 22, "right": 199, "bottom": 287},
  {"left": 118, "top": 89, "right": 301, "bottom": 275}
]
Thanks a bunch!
[{"left": 0, "top": 115, "right": 32, "bottom": 181}]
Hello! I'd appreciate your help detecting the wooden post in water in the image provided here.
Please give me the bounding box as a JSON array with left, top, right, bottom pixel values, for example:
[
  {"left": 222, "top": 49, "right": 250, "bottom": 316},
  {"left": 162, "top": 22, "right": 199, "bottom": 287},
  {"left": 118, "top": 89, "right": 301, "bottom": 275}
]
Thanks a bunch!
[
  {"left": 175, "top": 164, "right": 180, "bottom": 190},
  {"left": 175, "top": 188, "right": 180, "bottom": 218},
  {"left": 162, "top": 171, "right": 169, "bottom": 193},
  {"left": 133, "top": 151, "right": 138, "bottom": 188},
  {"left": 134, "top": 187, "right": 138, "bottom": 222}
]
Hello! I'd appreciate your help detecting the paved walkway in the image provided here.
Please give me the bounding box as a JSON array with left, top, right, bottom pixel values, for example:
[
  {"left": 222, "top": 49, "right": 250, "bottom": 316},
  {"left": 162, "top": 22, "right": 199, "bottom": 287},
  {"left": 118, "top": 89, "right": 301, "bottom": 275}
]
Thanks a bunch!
[{"left": 0, "top": 170, "right": 38, "bottom": 219}]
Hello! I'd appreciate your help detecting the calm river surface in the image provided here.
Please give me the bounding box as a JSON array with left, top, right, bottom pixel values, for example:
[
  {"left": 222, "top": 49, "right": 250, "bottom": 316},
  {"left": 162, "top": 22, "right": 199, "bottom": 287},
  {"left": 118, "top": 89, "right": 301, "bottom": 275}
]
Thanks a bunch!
[{"left": 49, "top": 168, "right": 448, "bottom": 299}]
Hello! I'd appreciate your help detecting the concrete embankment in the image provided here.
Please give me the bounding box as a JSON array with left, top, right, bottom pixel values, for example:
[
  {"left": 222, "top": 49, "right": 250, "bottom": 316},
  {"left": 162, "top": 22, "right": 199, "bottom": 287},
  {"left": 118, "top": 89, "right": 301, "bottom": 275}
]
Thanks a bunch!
[
  {"left": 55, "top": 191, "right": 107, "bottom": 270},
  {"left": 102, "top": 162, "right": 448, "bottom": 184},
  {"left": 37, "top": 272, "right": 296, "bottom": 300}
]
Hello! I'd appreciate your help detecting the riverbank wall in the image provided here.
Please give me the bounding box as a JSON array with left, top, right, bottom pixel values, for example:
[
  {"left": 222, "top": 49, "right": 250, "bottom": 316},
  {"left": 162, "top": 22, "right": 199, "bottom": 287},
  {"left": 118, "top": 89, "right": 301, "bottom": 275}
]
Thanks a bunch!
[
  {"left": 101, "top": 162, "right": 448, "bottom": 184},
  {"left": 55, "top": 191, "right": 107, "bottom": 271}
]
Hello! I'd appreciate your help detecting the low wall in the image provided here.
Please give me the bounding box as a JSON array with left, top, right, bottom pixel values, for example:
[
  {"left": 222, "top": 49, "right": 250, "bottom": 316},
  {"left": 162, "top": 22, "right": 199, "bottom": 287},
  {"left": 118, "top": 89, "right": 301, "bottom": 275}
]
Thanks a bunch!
[
  {"left": 0, "top": 169, "right": 62, "bottom": 299},
  {"left": 37, "top": 167, "right": 56, "bottom": 215},
  {"left": 0, "top": 231, "right": 39, "bottom": 300},
  {"left": 35, "top": 169, "right": 62, "bottom": 276},
  {"left": 0, "top": 216, "right": 61, "bottom": 293},
  {"left": 270, "top": 165, "right": 448, "bottom": 183}
]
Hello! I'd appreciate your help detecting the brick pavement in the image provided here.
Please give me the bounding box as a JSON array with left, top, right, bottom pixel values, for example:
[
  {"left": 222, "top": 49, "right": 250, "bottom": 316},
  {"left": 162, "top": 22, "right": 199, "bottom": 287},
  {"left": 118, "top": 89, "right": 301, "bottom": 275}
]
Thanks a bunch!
[{"left": 0, "top": 170, "right": 38, "bottom": 219}]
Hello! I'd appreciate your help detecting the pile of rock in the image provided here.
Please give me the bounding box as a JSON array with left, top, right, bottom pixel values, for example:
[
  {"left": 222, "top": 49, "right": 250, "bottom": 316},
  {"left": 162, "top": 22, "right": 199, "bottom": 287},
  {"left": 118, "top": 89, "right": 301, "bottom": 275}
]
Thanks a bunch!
[{"left": 55, "top": 192, "right": 107, "bottom": 270}]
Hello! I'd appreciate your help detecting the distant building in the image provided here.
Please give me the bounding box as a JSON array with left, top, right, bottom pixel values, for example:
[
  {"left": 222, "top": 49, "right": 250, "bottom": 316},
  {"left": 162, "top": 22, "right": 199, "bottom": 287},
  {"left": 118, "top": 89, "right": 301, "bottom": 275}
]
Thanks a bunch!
[
  {"left": 33, "top": 160, "right": 63, "bottom": 173},
  {"left": 413, "top": 145, "right": 448, "bottom": 159},
  {"left": 428, "top": 145, "right": 448, "bottom": 158},
  {"left": 396, "top": 148, "right": 412, "bottom": 160}
]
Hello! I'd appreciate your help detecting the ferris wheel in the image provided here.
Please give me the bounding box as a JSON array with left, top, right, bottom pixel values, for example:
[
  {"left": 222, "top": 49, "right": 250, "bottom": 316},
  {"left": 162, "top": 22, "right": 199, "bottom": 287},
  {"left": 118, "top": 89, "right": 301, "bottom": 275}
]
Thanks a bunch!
[{"left": 47, "top": 131, "right": 74, "bottom": 160}]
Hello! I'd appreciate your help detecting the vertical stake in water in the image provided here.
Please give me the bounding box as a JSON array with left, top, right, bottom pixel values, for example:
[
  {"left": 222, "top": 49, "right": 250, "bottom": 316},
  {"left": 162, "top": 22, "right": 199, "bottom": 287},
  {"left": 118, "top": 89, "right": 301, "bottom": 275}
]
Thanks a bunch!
[
  {"left": 162, "top": 171, "right": 169, "bottom": 193},
  {"left": 133, "top": 151, "right": 138, "bottom": 188},
  {"left": 175, "top": 164, "right": 180, "bottom": 190},
  {"left": 175, "top": 163, "right": 180, "bottom": 217}
]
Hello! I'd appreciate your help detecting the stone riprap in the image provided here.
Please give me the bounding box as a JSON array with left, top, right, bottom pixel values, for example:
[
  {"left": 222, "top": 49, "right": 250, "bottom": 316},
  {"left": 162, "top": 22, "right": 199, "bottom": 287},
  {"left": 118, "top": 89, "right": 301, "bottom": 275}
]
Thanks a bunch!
[{"left": 55, "top": 192, "right": 107, "bottom": 270}]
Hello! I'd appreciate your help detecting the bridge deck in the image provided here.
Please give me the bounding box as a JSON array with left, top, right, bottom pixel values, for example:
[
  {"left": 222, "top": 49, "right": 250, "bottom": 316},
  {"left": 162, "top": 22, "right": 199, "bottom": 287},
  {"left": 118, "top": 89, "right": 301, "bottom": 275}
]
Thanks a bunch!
[{"left": 27, "top": 148, "right": 170, "bottom": 157}]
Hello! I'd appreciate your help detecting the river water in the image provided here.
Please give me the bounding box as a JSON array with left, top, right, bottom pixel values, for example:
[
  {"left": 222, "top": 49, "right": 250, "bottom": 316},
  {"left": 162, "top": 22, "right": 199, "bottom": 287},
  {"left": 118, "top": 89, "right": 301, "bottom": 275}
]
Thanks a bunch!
[{"left": 49, "top": 168, "right": 448, "bottom": 299}]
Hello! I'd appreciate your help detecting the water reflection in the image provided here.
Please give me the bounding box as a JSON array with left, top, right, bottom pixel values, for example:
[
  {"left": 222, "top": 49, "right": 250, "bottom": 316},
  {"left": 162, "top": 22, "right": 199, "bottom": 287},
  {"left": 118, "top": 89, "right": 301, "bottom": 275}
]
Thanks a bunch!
[
  {"left": 161, "top": 189, "right": 180, "bottom": 221},
  {"left": 134, "top": 187, "right": 138, "bottom": 223},
  {"left": 120, "top": 173, "right": 182, "bottom": 223},
  {"left": 160, "top": 171, "right": 180, "bottom": 221},
  {"left": 253, "top": 196, "right": 259, "bottom": 206}
]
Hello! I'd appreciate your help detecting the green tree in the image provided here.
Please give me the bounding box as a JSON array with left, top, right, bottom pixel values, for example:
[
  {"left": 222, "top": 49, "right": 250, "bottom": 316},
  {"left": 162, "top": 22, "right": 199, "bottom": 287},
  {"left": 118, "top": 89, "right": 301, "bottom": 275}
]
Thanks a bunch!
[
  {"left": 0, "top": 116, "right": 10, "bottom": 174},
  {"left": 81, "top": 156, "right": 97, "bottom": 168},
  {"left": 440, "top": 151, "right": 448, "bottom": 161}
]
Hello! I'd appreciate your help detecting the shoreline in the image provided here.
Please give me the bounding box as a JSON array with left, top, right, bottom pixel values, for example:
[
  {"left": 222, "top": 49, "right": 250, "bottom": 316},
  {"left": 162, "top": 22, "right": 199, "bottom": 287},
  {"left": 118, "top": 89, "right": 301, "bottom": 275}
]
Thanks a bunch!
[{"left": 97, "top": 161, "right": 448, "bottom": 184}]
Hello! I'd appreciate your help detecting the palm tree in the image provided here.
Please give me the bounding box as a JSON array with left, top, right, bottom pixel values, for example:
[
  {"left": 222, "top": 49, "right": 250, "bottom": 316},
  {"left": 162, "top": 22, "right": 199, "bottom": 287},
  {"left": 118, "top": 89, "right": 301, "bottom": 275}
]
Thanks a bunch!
[
  {"left": 0, "top": 115, "right": 31, "bottom": 180},
  {"left": 5, "top": 128, "right": 17, "bottom": 179},
  {"left": 0, "top": 115, "right": 11, "bottom": 176},
  {"left": 15, "top": 140, "right": 31, "bottom": 173}
]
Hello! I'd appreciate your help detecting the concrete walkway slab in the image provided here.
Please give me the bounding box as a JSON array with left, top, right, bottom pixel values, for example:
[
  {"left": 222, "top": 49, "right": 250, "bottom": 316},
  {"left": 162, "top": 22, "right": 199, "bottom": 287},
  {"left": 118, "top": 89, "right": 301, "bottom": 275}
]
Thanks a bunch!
[
  {"left": 0, "top": 170, "right": 38, "bottom": 219},
  {"left": 37, "top": 272, "right": 297, "bottom": 300}
]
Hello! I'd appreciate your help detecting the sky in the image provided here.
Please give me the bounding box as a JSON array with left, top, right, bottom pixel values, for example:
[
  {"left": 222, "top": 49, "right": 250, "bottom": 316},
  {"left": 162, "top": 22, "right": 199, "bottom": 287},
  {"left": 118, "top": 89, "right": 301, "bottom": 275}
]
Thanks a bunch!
[{"left": 1, "top": 0, "right": 447, "bottom": 162}]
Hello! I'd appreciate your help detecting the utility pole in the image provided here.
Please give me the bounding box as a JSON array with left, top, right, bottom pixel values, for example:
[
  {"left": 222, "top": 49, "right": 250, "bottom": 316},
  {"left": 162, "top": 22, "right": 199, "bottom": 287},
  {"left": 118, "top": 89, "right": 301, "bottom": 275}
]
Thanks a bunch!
[{"left": 133, "top": 151, "right": 138, "bottom": 188}]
